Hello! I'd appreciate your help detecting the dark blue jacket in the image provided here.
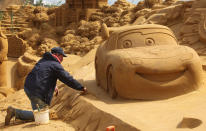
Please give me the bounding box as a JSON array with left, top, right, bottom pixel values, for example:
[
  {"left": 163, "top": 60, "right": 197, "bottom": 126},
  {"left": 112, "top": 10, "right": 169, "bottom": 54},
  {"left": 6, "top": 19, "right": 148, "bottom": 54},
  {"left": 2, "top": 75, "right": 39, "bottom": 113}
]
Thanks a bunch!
[{"left": 24, "top": 52, "right": 84, "bottom": 105}]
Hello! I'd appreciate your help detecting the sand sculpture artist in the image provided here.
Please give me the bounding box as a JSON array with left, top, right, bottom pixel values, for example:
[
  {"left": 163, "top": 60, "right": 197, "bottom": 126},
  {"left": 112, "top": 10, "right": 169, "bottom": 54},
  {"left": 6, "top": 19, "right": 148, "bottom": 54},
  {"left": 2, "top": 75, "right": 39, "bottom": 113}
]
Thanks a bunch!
[
  {"left": 5, "top": 47, "right": 87, "bottom": 125},
  {"left": 95, "top": 24, "right": 203, "bottom": 99}
]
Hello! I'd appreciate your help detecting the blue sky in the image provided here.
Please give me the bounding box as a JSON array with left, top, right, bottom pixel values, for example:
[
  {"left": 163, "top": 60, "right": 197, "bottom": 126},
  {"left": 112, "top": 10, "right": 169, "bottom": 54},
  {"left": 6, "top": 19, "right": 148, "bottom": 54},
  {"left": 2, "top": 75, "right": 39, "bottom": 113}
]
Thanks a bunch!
[{"left": 34, "top": 0, "right": 141, "bottom": 5}]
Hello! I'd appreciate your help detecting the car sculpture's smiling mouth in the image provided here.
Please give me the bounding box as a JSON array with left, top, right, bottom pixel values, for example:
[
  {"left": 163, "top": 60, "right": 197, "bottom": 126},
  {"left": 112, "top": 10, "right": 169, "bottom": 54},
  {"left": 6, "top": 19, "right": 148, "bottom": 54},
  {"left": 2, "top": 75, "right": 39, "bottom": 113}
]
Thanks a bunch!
[
  {"left": 135, "top": 69, "right": 187, "bottom": 83},
  {"left": 120, "top": 46, "right": 194, "bottom": 84}
]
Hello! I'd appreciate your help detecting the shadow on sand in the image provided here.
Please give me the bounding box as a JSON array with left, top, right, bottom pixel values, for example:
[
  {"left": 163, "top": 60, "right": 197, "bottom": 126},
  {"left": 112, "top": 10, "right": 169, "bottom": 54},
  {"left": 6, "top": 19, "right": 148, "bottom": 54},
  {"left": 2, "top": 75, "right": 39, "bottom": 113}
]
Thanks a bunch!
[{"left": 82, "top": 79, "right": 161, "bottom": 104}]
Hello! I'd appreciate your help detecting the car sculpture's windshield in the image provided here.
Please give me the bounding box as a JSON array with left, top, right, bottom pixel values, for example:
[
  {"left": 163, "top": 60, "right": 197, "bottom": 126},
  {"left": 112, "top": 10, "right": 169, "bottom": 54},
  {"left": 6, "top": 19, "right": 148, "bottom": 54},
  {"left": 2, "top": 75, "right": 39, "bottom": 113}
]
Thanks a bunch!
[{"left": 117, "top": 29, "right": 178, "bottom": 49}]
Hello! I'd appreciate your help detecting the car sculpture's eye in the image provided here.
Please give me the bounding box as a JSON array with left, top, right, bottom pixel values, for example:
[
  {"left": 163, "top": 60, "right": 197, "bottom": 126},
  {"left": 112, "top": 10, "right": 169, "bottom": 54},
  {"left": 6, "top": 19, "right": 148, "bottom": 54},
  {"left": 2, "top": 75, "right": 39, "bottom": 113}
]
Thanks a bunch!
[
  {"left": 145, "top": 38, "right": 155, "bottom": 46},
  {"left": 123, "top": 40, "right": 132, "bottom": 48}
]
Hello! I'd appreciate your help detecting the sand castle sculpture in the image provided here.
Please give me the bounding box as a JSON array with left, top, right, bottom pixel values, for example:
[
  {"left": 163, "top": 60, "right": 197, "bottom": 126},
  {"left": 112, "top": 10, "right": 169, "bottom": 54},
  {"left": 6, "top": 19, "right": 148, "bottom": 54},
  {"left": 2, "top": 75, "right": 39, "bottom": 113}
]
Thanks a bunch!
[
  {"left": 95, "top": 24, "right": 203, "bottom": 99},
  {"left": 55, "top": 0, "right": 107, "bottom": 26}
]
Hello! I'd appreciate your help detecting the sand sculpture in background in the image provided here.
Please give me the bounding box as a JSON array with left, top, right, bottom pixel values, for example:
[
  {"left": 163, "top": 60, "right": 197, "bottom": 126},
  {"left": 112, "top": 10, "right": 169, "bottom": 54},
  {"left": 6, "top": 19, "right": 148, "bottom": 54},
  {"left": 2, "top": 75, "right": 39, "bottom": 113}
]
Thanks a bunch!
[
  {"left": 56, "top": 0, "right": 107, "bottom": 26},
  {"left": 199, "top": 13, "right": 206, "bottom": 43},
  {"left": 0, "top": 30, "right": 8, "bottom": 87},
  {"left": 8, "top": 35, "right": 26, "bottom": 58},
  {"left": 95, "top": 24, "right": 203, "bottom": 99},
  {"left": 0, "top": 29, "right": 14, "bottom": 98},
  {"left": 15, "top": 51, "right": 39, "bottom": 90},
  {"left": 144, "top": 0, "right": 162, "bottom": 8}
]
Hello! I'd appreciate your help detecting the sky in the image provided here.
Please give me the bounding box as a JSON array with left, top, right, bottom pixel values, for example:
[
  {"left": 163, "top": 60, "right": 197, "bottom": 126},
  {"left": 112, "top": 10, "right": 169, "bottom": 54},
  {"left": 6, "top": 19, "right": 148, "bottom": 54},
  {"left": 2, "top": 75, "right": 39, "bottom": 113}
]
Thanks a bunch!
[{"left": 34, "top": 0, "right": 141, "bottom": 5}]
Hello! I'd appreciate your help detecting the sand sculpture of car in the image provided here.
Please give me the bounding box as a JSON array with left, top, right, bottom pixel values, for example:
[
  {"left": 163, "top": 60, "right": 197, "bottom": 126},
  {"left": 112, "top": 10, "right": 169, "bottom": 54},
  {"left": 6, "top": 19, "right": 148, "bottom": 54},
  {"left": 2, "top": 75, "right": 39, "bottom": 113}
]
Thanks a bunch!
[{"left": 95, "top": 24, "right": 203, "bottom": 99}]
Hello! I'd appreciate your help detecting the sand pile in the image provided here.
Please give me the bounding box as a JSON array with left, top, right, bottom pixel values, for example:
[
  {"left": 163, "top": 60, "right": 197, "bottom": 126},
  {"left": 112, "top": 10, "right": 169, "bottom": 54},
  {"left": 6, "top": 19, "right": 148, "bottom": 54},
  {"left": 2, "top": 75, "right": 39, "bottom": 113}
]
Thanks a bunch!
[{"left": 90, "top": 0, "right": 135, "bottom": 27}]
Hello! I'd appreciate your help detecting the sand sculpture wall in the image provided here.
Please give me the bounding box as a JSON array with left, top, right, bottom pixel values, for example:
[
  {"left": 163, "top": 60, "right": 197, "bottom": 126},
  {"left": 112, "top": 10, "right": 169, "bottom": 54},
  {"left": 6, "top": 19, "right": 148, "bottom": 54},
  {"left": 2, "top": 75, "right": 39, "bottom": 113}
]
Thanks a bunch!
[{"left": 7, "top": 35, "right": 26, "bottom": 58}]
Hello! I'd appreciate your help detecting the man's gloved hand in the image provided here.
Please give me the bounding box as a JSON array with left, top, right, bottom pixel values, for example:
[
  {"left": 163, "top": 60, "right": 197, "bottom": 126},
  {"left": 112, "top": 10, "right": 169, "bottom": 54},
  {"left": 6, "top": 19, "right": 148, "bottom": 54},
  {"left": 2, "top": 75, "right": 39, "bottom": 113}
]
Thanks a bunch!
[
  {"left": 55, "top": 87, "right": 59, "bottom": 97},
  {"left": 80, "top": 87, "right": 87, "bottom": 95}
]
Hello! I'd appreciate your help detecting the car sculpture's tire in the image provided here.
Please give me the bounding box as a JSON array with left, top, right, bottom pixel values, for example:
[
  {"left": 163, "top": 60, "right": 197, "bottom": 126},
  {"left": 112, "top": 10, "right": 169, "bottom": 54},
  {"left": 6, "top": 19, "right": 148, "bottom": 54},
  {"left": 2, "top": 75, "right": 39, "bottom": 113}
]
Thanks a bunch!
[{"left": 107, "top": 66, "right": 118, "bottom": 99}]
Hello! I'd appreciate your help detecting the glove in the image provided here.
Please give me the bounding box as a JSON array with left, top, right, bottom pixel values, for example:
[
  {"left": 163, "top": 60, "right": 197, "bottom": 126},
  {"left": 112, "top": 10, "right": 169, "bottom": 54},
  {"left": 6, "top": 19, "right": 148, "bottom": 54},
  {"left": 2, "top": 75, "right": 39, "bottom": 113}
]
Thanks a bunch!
[{"left": 80, "top": 87, "right": 87, "bottom": 95}]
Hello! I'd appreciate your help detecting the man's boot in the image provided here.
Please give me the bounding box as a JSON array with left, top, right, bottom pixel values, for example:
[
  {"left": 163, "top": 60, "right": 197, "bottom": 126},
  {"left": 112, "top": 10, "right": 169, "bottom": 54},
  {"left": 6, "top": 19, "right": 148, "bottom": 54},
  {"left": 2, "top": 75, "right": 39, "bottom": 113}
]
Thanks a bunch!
[{"left": 5, "top": 106, "right": 15, "bottom": 126}]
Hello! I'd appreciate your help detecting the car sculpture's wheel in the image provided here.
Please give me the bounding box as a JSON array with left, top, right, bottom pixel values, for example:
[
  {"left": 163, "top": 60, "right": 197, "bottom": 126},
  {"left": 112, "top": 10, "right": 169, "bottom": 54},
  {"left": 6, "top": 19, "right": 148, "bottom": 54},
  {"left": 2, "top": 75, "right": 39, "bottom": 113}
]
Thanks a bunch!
[{"left": 107, "top": 66, "right": 118, "bottom": 99}]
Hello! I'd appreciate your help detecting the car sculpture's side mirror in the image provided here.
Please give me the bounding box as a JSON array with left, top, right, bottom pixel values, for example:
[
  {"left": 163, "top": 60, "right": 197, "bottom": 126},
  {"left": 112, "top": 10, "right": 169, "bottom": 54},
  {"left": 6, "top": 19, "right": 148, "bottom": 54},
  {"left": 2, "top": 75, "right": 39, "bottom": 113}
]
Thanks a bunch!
[{"left": 101, "top": 23, "right": 110, "bottom": 40}]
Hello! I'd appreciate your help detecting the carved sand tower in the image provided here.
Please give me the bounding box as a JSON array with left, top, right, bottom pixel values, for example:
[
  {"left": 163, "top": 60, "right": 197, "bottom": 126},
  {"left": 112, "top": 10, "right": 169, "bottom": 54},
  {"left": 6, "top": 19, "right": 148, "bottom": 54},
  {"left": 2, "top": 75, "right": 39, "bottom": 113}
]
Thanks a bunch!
[{"left": 55, "top": 0, "right": 107, "bottom": 26}]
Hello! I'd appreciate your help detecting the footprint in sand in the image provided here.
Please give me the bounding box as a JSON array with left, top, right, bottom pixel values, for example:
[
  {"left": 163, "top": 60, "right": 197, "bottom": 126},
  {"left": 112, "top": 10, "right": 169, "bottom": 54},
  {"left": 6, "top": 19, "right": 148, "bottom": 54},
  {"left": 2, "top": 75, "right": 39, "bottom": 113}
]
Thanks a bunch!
[{"left": 177, "top": 117, "right": 202, "bottom": 129}]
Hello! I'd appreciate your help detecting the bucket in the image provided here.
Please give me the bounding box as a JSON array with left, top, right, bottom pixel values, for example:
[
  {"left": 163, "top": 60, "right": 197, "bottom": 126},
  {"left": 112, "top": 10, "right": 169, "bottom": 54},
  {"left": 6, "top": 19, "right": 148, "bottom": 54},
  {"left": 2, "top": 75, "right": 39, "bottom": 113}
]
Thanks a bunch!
[{"left": 33, "top": 109, "right": 50, "bottom": 125}]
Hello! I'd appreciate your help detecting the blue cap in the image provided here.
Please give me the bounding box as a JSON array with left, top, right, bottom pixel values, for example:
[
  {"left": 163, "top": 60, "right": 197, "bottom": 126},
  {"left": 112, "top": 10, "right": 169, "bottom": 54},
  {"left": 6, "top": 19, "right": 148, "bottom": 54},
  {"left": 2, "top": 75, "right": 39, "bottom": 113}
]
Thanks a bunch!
[{"left": 51, "top": 47, "right": 67, "bottom": 57}]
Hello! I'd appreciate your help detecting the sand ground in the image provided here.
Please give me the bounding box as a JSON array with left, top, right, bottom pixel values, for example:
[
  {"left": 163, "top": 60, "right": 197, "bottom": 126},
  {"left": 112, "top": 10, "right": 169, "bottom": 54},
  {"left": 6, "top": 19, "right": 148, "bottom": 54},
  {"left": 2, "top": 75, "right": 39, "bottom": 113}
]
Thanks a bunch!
[{"left": 1, "top": 50, "right": 206, "bottom": 131}]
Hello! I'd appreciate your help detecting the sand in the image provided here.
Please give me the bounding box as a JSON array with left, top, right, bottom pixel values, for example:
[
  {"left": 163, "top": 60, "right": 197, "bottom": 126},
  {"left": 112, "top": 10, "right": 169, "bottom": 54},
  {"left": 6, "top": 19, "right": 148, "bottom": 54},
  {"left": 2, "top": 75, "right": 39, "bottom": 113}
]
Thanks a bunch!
[
  {"left": 0, "top": 85, "right": 75, "bottom": 131},
  {"left": 65, "top": 49, "right": 206, "bottom": 131},
  {"left": 1, "top": 48, "right": 206, "bottom": 130}
]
